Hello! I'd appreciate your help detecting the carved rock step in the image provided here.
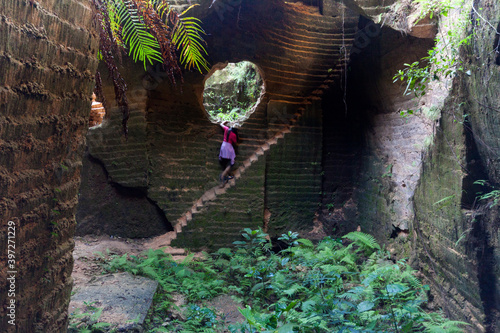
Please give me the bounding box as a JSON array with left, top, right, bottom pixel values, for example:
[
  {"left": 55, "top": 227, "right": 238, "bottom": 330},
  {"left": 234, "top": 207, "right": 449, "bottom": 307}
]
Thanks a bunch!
[
  {"left": 268, "top": 28, "right": 357, "bottom": 45},
  {"left": 262, "top": 59, "right": 346, "bottom": 74},
  {"left": 265, "top": 36, "right": 353, "bottom": 55},
  {"left": 282, "top": 13, "right": 358, "bottom": 32},
  {"left": 261, "top": 44, "right": 345, "bottom": 60},
  {"left": 149, "top": 86, "right": 314, "bottom": 249}
]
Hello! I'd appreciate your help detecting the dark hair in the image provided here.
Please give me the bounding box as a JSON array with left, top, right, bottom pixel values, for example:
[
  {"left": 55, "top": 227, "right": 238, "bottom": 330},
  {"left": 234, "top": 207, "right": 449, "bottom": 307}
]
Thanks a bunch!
[{"left": 226, "top": 127, "right": 239, "bottom": 142}]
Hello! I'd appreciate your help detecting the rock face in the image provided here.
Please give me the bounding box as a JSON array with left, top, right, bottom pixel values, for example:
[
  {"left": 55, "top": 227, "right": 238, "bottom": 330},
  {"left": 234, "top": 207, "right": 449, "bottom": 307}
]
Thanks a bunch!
[
  {"left": 320, "top": 24, "right": 435, "bottom": 240},
  {"left": 69, "top": 272, "right": 158, "bottom": 331},
  {"left": 77, "top": 2, "right": 500, "bottom": 330},
  {"left": 1, "top": 0, "right": 498, "bottom": 331},
  {"left": 80, "top": 0, "right": 359, "bottom": 247},
  {"left": 412, "top": 1, "right": 500, "bottom": 331},
  {"left": 0, "top": 0, "right": 97, "bottom": 331},
  {"left": 76, "top": 152, "right": 173, "bottom": 238}
]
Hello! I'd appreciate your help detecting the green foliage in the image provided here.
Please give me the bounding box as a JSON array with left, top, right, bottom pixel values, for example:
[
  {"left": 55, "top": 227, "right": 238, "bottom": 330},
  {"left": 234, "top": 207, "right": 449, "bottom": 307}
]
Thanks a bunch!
[
  {"left": 382, "top": 164, "right": 393, "bottom": 178},
  {"left": 180, "top": 305, "right": 220, "bottom": 331},
  {"left": 105, "top": 250, "right": 226, "bottom": 302},
  {"left": 112, "top": 0, "right": 163, "bottom": 69},
  {"left": 343, "top": 231, "right": 381, "bottom": 254},
  {"left": 474, "top": 180, "right": 500, "bottom": 207},
  {"left": 68, "top": 302, "right": 114, "bottom": 333},
  {"left": 433, "top": 194, "right": 456, "bottom": 210},
  {"left": 91, "top": 0, "right": 210, "bottom": 134},
  {"left": 204, "top": 62, "right": 263, "bottom": 123},
  {"left": 393, "top": 0, "right": 472, "bottom": 100},
  {"left": 414, "top": 0, "right": 458, "bottom": 19},
  {"left": 95, "top": 0, "right": 209, "bottom": 72},
  {"left": 92, "top": 230, "right": 468, "bottom": 333},
  {"left": 171, "top": 6, "right": 210, "bottom": 72},
  {"left": 278, "top": 231, "right": 299, "bottom": 247}
]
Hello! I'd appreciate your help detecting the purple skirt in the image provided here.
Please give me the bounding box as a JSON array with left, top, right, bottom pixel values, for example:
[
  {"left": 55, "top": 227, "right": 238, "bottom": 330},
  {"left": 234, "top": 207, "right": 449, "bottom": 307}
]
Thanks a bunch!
[{"left": 219, "top": 141, "right": 236, "bottom": 165}]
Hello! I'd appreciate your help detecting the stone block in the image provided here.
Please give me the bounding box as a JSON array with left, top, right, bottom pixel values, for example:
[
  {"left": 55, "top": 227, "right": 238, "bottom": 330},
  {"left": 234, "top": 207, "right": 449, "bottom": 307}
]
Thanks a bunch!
[{"left": 69, "top": 273, "right": 158, "bottom": 330}]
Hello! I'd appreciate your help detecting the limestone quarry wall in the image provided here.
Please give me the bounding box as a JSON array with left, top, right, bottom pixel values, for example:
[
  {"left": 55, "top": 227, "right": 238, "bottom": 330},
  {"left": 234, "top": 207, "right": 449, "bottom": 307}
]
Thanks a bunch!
[
  {"left": 0, "top": 0, "right": 97, "bottom": 331},
  {"left": 413, "top": 1, "right": 500, "bottom": 331},
  {"left": 0, "top": 0, "right": 493, "bottom": 331},
  {"left": 320, "top": 24, "right": 435, "bottom": 240},
  {"left": 79, "top": 0, "right": 359, "bottom": 248}
]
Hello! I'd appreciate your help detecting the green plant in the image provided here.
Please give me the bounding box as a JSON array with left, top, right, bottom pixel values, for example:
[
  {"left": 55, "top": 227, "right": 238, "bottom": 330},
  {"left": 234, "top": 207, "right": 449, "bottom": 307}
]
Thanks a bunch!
[
  {"left": 278, "top": 231, "right": 299, "bottom": 247},
  {"left": 68, "top": 302, "right": 114, "bottom": 333},
  {"left": 433, "top": 194, "right": 456, "bottom": 210},
  {"left": 105, "top": 250, "right": 226, "bottom": 302},
  {"left": 393, "top": 0, "right": 472, "bottom": 99},
  {"left": 170, "top": 6, "right": 210, "bottom": 73},
  {"left": 414, "top": 0, "right": 457, "bottom": 19},
  {"left": 382, "top": 164, "right": 393, "bottom": 178},
  {"left": 90, "top": 230, "right": 468, "bottom": 333},
  {"left": 91, "top": 0, "right": 209, "bottom": 133},
  {"left": 228, "top": 230, "right": 467, "bottom": 332},
  {"left": 184, "top": 305, "right": 220, "bottom": 330},
  {"left": 203, "top": 62, "right": 262, "bottom": 123},
  {"left": 235, "top": 303, "right": 297, "bottom": 333},
  {"left": 95, "top": 0, "right": 208, "bottom": 71},
  {"left": 474, "top": 180, "right": 500, "bottom": 207}
]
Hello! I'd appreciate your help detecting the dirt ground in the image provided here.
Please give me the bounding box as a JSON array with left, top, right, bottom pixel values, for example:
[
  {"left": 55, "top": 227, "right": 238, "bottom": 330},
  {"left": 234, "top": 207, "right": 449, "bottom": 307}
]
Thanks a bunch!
[
  {"left": 72, "top": 235, "right": 148, "bottom": 286},
  {"left": 70, "top": 235, "right": 245, "bottom": 329}
]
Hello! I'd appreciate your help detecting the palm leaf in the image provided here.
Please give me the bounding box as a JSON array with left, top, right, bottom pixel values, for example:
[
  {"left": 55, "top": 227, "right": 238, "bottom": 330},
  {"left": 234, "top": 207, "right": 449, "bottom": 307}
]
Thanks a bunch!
[
  {"left": 113, "top": 0, "right": 163, "bottom": 69},
  {"left": 106, "top": 2, "right": 124, "bottom": 47},
  {"left": 172, "top": 5, "right": 210, "bottom": 72}
]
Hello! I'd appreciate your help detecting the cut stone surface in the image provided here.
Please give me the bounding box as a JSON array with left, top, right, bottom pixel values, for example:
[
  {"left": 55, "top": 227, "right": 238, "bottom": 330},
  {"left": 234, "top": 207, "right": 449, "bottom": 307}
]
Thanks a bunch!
[{"left": 69, "top": 272, "right": 158, "bottom": 329}]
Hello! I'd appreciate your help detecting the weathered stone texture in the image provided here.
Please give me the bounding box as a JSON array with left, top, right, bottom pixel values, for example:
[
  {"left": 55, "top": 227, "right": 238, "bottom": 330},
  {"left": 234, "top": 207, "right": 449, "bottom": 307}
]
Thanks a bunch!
[
  {"left": 172, "top": 155, "right": 266, "bottom": 249},
  {"left": 412, "top": 1, "right": 500, "bottom": 331},
  {"left": 265, "top": 101, "right": 323, "bottom": 235},
  {"left": 0, "top": 0, "right": 97, "bottom": 331},
  {"left": 413, "top": 90, "right": 485, "bottom": 330},
  {"left": 79, "top": 0, "right": 358, "bottom": 249},
  {"left": 319, "top": 25, "right": 435, "bottom": 239},
  {"left": 76, "top": 152, "right": 172, "bottom": 238}
]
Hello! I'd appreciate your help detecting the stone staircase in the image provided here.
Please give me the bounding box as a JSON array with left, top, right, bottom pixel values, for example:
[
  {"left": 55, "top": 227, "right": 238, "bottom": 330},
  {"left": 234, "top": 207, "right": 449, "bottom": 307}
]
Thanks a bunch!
[
  {"left": 145, "top": 111, "right": 299, "bottom": 249},
  {"left": 260, "top": 3, "right": 358, "bottom": 103},
  {"left": 353, "top": 0, "right": 398, "bottom": 17},
  {"left": 145, "top": 2, "right": 359, "bottom": 251}
]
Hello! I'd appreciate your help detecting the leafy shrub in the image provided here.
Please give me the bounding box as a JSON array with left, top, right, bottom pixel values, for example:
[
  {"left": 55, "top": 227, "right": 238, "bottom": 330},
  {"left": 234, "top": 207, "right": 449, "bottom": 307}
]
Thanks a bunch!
[{"left": 91, "top": 230, "right": 468, "bottom": 333}]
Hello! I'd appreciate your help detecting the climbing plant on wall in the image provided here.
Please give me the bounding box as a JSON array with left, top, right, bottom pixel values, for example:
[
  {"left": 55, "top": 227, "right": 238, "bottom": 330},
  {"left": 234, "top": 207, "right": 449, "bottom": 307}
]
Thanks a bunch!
[
  {"left": 393, "top": 0, "right": 473, "bottom": 99},
  {"left": 91, "top": 0, "right": 210, "bottom": 134}
]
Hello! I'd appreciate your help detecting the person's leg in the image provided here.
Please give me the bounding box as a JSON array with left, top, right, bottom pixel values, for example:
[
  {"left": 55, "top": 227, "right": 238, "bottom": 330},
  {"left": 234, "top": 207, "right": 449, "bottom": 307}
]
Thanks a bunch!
[
  {"left": 219, "top": 158, "right": 231, "bottom": 185},
  {"left": 221, "top": 164, "right": 231, "bottom": 179}
]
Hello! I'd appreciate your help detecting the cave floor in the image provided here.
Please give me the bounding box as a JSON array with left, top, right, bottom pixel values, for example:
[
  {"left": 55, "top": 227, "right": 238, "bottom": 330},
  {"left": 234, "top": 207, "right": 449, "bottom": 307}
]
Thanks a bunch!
[
  {"left": 69, "top": 235, "right": 244, "bottom": 330},
  {"left": 71, "top": 235, "right": 149, "bottom": 287}
]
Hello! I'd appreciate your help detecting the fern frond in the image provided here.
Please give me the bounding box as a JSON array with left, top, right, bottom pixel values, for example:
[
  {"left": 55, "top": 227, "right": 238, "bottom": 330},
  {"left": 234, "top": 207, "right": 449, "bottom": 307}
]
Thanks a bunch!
[
  {"left": 172, "top": 5, "right": 210, "bottom": 72},
  {"left": 401, "top": 270, "right": 422, "bottom": 290},
  {"left": 340, "top": 253, "right": 356, "bottom": 267},
  {"left": 343, "top": 232, "right": 381, "bottom": 251},
  {"left": 422, "top": 319, "right": 470, "bottom": 333},
  {"left": 114, "top": 0, "right": 163, "bottom": 70}
]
